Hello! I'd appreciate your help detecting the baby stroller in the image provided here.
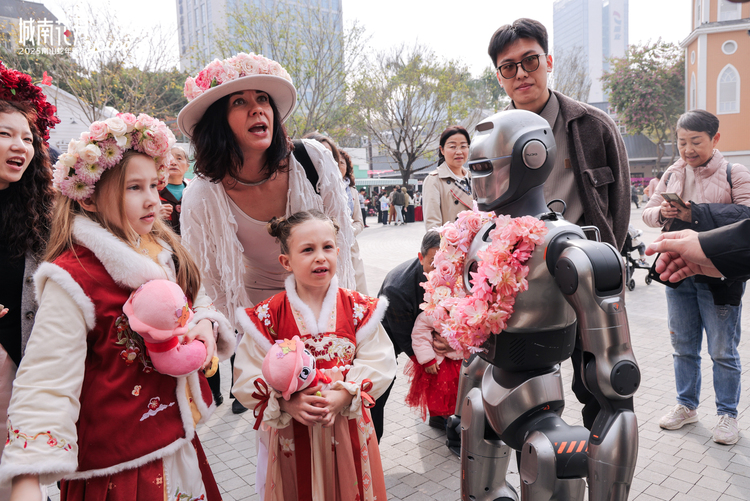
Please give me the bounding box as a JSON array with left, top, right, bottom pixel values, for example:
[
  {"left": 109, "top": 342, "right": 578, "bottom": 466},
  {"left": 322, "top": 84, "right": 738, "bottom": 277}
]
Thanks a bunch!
[{"left": 621, "top": 228, "right": 652, "bottom": 291}]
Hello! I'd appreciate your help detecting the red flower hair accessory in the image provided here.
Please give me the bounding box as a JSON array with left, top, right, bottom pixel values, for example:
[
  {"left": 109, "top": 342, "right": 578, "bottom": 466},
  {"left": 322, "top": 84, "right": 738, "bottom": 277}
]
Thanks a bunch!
[{"left": 0, "top": 61, "right": 60, "bottom": 145}]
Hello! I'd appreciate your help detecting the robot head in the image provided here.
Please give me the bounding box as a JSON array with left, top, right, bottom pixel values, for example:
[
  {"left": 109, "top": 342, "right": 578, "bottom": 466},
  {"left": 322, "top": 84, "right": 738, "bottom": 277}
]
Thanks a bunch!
[{"left": 467, "top": 110, "right": 556, "bottom": 212}]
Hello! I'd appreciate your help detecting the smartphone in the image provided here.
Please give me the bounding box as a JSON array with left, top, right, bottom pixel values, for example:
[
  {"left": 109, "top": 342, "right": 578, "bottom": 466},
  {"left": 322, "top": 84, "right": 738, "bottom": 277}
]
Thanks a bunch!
[{"left": 662, "top": 192, "right": 687, "bottom": 209}]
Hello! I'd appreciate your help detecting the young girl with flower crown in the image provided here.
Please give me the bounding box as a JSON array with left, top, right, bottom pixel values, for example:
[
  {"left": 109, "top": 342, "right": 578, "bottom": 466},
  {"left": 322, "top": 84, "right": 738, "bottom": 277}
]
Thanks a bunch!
[
  {"left": 0, "top": 114, "right": 234, "bottom": 501},
  {"left": 232, "top": 210, "right": 396, "bottom": 501}
]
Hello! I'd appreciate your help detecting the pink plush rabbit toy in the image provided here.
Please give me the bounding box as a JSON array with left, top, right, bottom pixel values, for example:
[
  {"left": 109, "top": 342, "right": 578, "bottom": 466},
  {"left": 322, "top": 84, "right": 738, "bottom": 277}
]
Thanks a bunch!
[{"left": 123, "top": 279, "right": 209, "bottom": 377}]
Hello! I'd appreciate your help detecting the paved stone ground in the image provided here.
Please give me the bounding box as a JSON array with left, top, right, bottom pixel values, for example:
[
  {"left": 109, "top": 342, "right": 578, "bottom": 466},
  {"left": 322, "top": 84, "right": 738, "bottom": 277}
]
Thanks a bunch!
[{"left": 49, "top": 205, "right": 750, "bottom": 500}]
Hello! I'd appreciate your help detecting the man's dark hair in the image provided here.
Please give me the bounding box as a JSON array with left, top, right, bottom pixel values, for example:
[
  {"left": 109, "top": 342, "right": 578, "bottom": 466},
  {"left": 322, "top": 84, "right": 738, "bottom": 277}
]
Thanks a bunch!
[
  {"left": 676, "top": 109, "right": 720, "bottom": 139},
  {"left": 488, "top": 18, "right": 549, "bottom": 66},
  {"left": 420, "top": 231, "right": 441, "bottom": 256}
]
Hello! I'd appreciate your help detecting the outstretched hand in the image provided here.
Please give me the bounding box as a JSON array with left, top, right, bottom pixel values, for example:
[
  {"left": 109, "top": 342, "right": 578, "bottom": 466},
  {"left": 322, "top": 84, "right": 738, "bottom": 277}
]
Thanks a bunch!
[
  {"left": 279, "top": 385, "right": 328, "bottom": 426},
  {"left": 646, "top": 230, "right": 721, "bottom": 282}
]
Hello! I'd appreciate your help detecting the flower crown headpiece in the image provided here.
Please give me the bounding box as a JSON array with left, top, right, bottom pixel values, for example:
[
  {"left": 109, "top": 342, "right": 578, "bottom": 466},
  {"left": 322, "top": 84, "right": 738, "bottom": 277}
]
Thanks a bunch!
[
  {"left": 183, "top": 52, "right": 293, "bottom": 102},
  {"left": 0, "top": 61, "right": 60, "bottom": 145},
  {"left": 52, "top": 113, "right": 176, "bottom": 201}
]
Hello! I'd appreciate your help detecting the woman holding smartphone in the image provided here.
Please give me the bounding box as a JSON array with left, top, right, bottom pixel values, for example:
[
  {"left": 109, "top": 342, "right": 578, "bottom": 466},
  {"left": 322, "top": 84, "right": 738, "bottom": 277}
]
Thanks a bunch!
[{"left": 642, "top": 109, "right": 750, "bottom": 445}]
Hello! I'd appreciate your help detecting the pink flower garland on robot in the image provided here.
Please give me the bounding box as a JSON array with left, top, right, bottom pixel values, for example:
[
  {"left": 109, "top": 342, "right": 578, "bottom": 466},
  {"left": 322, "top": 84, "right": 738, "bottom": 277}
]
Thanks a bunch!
[
  {"left": 421, "top": 206, "right": 548, "bottom": 352},
  {"left": 183, "top": 52, "right": 293, "bottom": 102},
  {"left": 52, "top": 113, "right": 176, "bottom": 201}
]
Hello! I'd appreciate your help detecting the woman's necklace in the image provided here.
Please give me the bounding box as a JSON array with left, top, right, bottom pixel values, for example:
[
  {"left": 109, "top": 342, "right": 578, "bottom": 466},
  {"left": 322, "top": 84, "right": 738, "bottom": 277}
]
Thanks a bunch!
[{"left": 232, "top": 171, "right": 277, "bottom": 187}]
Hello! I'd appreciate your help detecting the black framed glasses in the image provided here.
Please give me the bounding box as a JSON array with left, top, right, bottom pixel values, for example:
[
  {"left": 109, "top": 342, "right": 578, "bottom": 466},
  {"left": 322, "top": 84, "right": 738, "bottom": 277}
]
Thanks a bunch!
[{"left": 496, "top": 54, "right": 547, "bottom": 79}]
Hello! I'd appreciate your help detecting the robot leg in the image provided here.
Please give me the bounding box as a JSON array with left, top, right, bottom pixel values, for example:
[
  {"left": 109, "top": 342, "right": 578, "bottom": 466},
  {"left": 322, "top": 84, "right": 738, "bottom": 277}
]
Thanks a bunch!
[
  {"left": 461, "top": 387, "right": 518, "bottom": 501},
  {"left": 587, "top": 409, "right": 639, "bottom": 501},
  {"left": 519, "top": 431, "right": 586, "bottom": 501},
  {"left": 447, "top": 354, "right": 489, "bottom": 453}
]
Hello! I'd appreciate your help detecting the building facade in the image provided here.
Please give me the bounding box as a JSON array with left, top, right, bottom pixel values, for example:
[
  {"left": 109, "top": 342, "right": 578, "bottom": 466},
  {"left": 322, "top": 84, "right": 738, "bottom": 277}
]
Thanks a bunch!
[
  {"left": 681, "top": 0, "right": 750, "bottom": 166},
  {"left": 0, "top": 0, "right": 65, "bottom": 52},
  {"left": 553, "top": 0, "right": 629, "bottom": 103}
]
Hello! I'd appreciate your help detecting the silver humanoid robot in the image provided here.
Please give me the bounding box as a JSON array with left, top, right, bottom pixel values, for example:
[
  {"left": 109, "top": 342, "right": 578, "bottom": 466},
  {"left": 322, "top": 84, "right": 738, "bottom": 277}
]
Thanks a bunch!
[{"left": 454, "top": 110, "right": 640, "bottom": 501}]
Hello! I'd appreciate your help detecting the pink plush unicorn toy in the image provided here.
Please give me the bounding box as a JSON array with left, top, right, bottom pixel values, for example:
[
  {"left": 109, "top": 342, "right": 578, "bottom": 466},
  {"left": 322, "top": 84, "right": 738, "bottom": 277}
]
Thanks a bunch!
[
  {"left": 123, "top": 279, "right": 208, "bottom": 377},
  {"left": 262, "top": 336, "right": 331, "bottom": 400}
]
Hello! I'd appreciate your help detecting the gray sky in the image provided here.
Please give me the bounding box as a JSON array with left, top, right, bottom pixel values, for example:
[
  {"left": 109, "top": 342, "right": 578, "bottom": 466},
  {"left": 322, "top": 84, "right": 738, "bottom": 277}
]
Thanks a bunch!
[
  {"left": 45, "top": 0, "right": 692, "bottom": 76},
  {"left": 343, "top": 0, "right": 692, "bottom": 76}
]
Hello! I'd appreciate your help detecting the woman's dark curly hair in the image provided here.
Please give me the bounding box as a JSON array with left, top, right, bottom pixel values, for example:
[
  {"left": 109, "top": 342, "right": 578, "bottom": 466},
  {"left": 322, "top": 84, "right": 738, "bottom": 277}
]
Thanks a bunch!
[
  {"left": 191, "top": 93, "right": 293, "bottom": 183},
  {"left": 0, "top": 100, "right": 53, "bottom": 259}
]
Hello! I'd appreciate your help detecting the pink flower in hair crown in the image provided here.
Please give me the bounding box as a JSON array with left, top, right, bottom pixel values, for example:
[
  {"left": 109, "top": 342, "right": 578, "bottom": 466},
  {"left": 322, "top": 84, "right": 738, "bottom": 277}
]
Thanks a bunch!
[
  {"left": 183, "top": 52, "right": 293, "bottom": 102},
  {"left": 52, "top": 112, "right": 176, "bottom": 201}
]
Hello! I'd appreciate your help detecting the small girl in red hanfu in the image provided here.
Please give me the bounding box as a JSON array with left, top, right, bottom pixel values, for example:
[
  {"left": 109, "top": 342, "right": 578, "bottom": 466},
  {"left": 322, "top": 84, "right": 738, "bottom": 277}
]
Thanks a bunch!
[
  {"left": 0, "top": 114, "right": 235, "bottom": 501},
  {"left": 404, "top": 311, "right": 464, "bottom": 424},
  {"left": 232, "top": 210, "right": 396, "bottom": 501}
]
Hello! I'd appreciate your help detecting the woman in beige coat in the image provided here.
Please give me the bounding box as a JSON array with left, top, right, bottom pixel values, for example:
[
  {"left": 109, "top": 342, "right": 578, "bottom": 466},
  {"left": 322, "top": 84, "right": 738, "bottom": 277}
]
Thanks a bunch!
[{"left": 423, "top": 125, "right": 473, "bottom": 230}]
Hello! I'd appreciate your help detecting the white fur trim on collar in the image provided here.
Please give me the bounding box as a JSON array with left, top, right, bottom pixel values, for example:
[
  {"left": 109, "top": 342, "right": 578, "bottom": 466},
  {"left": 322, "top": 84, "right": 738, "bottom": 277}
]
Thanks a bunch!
[
  {"left": 356, "top": 295, "right": 389, "bottom": 345},
  {"left": 284, "top": 275, "right": 338, "bottom": 335},
  {"left": 34, "top": 262, "right": 96, "bottom": 331},
  {"left": 72, "top": 216, "right": 170, "bottom": 290},
  {"left": 235, "top": 307, "right": 273, "bottom": 354}
]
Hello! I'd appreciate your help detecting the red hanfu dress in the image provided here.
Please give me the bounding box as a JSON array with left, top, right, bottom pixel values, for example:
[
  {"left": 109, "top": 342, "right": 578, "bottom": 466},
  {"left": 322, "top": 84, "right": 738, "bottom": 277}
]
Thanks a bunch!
[{"left": 233, "top": 276, "right": 397, "bottom": 501}]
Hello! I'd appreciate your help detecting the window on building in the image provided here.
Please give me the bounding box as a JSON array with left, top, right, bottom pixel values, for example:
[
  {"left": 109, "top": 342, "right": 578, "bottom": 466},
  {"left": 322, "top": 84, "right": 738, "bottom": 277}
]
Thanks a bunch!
[
  {"left": 718, "top": 0, "right": 742, "bottom": 21},
  {"left": 690, "top": 73, "right": 697, "bottom": 110},
  {"left": 694, "top": 0, "right": 701, "bottom": 28},
  {"left": 717, "top": 65, "right": 740, "bottom": 114},
  {"left": 722, "top": 40, "right": 737, "bottom": 55}
]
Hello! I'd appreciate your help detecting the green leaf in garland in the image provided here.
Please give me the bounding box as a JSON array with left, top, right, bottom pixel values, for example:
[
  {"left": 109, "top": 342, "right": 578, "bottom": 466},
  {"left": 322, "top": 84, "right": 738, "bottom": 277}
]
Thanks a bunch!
[
  {"left": 210, "top": 78, "right": 218, "bottom": 88},
  {"left": 10, "top": 88, "right": 15, "bottom": 95}
]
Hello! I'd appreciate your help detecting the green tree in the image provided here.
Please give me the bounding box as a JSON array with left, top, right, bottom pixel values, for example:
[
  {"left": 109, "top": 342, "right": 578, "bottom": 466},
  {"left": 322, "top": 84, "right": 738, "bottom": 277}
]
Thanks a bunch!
[
  {"left": 602, "top": 40, "right": 684, "bottom": 167},
  {"left": 350, "top": 44, "right": 477, "bottom": 185},
  {"left": 469, "top": 66, "right": 509, "bottom": 112},
  {"left": 214, "top": 1, "right": 367, "bottom": 139}
]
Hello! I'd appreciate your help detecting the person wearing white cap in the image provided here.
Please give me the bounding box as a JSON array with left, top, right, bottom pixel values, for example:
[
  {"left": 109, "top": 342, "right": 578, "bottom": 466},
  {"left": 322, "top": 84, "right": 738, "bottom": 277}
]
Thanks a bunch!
[{"left": 178, "top": 53, "right": 356, "bottom": 415}]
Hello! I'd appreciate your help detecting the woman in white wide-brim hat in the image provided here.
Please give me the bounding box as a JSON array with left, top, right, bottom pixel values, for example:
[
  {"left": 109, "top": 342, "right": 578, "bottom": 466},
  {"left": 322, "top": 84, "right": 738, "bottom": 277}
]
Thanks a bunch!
[{"left": 178, "top": 54, "right": 356, "bottom": 408}]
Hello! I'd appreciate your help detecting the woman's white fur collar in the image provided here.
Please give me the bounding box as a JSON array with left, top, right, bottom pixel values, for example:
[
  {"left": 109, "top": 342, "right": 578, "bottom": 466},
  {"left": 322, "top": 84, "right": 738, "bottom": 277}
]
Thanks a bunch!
[
  {"left": 71, "top": 216, "right": 172, "bottom": 289},
  {"left": 284, "top": 274, "right": 339, "bottom": 335}
]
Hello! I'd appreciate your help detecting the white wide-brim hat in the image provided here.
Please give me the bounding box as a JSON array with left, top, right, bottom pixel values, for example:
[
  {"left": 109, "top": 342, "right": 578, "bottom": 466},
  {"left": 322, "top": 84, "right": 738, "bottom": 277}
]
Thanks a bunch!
[{"left": 177, "top": 54, "right": 297, "bottom": 140}]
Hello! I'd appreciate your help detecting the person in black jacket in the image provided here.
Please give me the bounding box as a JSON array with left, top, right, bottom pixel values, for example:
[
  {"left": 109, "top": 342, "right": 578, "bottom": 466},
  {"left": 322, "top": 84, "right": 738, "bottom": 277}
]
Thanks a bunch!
[{"left": 371, "top": 231, "right": 443, "bottom": 441}]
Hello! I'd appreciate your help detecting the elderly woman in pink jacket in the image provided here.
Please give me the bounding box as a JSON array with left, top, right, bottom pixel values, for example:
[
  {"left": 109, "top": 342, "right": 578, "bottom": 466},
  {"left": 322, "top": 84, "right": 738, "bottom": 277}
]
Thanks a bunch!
[{"left": 642, "top": 109, "right": 750, "bottom": 445}]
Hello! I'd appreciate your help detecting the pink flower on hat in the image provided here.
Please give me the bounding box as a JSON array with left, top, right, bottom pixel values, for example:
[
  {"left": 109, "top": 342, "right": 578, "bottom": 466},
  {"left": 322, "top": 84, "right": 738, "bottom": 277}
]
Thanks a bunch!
[
  {"left": 183, "top": 52, "right": 294, "bottom": 102},
  {"left": 184, "top": 77, "right": 203, "bottom": 101}
]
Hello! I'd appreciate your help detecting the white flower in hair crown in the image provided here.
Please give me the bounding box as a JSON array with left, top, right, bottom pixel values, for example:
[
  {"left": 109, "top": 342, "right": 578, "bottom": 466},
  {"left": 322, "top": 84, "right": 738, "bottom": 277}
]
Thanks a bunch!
[
  {"left": 52, "top": 113, "right": 176, "bottom": 201},
  {"left": 183, "top": 53, "right": 293, "bottom": 101}
]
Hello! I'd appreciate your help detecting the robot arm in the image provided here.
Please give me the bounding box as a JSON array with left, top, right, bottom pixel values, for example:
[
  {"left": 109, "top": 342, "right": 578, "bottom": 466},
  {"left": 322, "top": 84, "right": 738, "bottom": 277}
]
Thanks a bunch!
[{"left": 549, "top": 237, "right": 640, "bottom": 500}]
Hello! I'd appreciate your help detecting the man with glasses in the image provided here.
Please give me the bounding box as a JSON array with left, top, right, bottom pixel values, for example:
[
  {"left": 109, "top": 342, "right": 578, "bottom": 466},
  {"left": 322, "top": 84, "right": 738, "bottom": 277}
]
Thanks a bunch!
[{"left": 487, "top": 18, "right": 631, "bottom": 430}]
